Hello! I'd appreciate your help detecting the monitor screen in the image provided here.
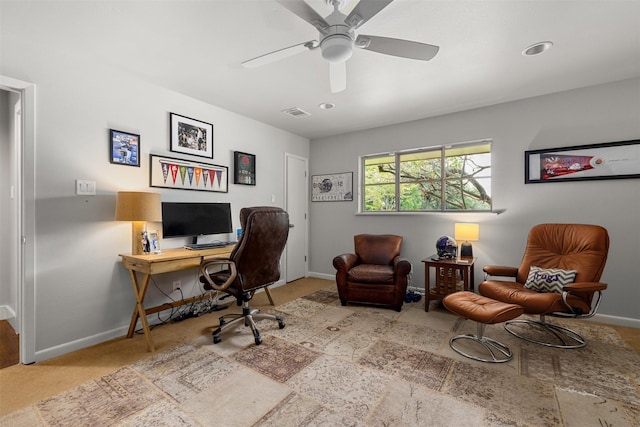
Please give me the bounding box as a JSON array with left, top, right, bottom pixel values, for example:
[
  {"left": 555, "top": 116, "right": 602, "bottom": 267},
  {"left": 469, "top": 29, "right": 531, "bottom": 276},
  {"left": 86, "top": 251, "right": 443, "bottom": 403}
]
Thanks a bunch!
[{"left": 161, "top": 202, "right": 233, "bottom": 239}]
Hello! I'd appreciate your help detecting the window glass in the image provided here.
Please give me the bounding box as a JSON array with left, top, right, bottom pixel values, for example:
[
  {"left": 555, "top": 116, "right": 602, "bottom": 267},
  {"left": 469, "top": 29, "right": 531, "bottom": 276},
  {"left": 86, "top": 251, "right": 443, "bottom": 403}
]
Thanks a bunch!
[{"left": 362, "top": 141, "right": 491, "bottom": 212}]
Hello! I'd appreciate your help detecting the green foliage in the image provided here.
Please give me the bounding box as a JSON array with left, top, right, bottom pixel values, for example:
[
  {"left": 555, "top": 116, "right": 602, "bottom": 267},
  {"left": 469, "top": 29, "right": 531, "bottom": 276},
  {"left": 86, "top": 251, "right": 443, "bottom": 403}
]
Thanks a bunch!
[{"left": 363, "top": 147, "right": 491, "bottom": 212}]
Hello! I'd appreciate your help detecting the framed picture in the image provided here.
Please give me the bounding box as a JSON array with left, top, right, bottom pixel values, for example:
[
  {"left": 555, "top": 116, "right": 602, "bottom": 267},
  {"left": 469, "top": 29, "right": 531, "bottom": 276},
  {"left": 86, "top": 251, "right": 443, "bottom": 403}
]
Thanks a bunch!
[
  {"left": 525, "top": 139, "right": 640, "bottom": 183},
  {"left": 233, "top": 151, "right": 256, "bottom": 185},
  {"left": 169, "top": 113, "right": 213, "bottom": 158},
  {"left": 149, "top": 154, "right": 228, "bottom": 193},
  {"left": 109, "top": 129, "right": 140, "bottom": 166},
  {"left": 312, "top": 172, "right": 353, "bottom": 202}
]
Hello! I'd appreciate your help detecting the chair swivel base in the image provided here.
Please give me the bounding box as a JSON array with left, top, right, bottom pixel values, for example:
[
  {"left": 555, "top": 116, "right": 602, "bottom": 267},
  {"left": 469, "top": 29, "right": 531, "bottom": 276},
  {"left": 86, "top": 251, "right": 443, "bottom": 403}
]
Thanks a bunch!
[
  {"left": 504, "top": 318, "right": 586, "bottom": 349},
  {"left": 449, "top": 328, "right": 513, "bottom": 363},
  {"left": 213, "top": 306, "right": 285, "bottom": 346}
]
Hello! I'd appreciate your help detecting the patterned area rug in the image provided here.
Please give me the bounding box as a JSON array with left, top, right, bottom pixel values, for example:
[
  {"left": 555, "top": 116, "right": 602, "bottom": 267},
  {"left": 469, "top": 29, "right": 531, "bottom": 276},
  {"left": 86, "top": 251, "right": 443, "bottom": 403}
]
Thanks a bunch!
[{"left": 3, "top": 289, "right": 639, "bottom": 426}]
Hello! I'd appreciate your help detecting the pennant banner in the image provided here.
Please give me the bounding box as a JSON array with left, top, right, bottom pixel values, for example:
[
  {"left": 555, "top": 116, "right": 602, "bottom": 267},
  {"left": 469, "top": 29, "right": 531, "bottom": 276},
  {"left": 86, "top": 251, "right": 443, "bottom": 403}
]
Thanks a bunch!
[{"left": 150, "top": 154, "right": 228, "bottom": 193}]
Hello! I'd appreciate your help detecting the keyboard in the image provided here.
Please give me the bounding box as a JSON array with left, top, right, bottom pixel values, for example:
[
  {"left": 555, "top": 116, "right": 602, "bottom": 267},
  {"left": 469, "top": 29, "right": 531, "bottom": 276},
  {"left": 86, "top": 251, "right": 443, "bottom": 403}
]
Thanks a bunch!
[{"left": 184, "top": 242, "right": 230, "bottom": 250}]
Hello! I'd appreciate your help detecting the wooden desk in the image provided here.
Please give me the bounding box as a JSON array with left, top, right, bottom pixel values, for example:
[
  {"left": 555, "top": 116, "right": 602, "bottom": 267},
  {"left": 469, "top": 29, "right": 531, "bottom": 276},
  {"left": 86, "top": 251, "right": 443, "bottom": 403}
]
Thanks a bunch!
[
  {"left": 422, "top": 255, "right": 476, "bottom": 312},
  {"left": 119, "top": 246, "right": 234, "bottom": 351}
]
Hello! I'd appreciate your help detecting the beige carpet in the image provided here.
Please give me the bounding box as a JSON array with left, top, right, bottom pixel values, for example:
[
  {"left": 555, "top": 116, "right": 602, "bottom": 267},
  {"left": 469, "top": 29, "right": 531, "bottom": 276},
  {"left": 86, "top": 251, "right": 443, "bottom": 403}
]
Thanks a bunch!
[{"left": 2, "top": 284, "right": 640, "bottom": 426}]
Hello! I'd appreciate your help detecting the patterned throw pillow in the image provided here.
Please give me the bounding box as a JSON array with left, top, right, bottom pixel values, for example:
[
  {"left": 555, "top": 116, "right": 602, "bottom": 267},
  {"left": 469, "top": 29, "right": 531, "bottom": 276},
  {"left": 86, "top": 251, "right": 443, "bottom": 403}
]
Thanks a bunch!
[{"left": 524, "top": 266, "right": 577, "bottom": 293}]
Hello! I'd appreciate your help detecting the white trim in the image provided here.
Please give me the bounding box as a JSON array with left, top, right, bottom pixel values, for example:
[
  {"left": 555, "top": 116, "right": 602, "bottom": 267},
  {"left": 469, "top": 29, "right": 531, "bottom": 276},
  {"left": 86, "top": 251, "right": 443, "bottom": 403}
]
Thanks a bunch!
[
  {"left": 35, "top": 325, "right": 130, "bottom": 362},
  {"left": 0, "top": 75, "right": 36, "bottom": 364},
  {"left": 587, "top": 313, "right": 640, "bottom": 329},
  {"left": 0, "top": 305, "right": 16, "bottom": 321},
  {"left": 308, "top": 271, "right": 334, "bottom": 281}
]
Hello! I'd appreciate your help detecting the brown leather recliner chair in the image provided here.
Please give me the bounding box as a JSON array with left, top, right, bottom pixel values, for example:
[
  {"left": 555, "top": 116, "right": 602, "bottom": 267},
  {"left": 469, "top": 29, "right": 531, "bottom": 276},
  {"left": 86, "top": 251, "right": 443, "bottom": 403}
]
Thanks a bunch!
[
  {"left": 200, "top": 206, "right": 289, "bottom": 345},
  {"left": 479, "top": 223, "right": 609, "bottom": 348},
  {"left": 333, "top": 234, "right": 412, "bottom": 312}
]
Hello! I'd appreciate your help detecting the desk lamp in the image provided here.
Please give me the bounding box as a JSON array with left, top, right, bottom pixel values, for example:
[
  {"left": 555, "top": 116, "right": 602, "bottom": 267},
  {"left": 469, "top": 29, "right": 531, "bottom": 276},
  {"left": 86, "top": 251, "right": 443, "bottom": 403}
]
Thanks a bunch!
[
  {"left": 115, "top": 191, "right": 162, "bottom": 255},
  {"left": 454, "top": 223, "right": 479, "bottom": 257}
]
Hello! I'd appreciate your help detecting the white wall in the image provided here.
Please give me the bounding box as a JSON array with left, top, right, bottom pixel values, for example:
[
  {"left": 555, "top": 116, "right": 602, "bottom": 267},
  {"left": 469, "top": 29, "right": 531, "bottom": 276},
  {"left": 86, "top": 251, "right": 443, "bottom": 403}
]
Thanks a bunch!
[
  {"left": 309, "top": 77, "right": 640, "bottom": 325},
  {"left": 1, "top": 33, "right": 309, "bottom": 360}
]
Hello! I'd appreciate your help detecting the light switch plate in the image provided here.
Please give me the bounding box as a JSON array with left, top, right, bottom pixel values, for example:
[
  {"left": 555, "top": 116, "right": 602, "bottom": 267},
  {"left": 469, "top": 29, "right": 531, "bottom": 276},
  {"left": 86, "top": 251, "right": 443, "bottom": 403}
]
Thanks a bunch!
[{"left": 76, "top": 179, "right": 96, "bottom": 195}]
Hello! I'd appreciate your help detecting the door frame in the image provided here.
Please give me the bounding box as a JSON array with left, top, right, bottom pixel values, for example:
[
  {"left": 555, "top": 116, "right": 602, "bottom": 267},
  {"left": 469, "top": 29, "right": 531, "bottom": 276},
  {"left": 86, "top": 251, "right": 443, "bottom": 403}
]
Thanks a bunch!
[
  {"left": 1, "top": 76, "right": 36, "bottom": 364},
  {"left": 284, "top": 152, "right": 309, "bottom": 282}
]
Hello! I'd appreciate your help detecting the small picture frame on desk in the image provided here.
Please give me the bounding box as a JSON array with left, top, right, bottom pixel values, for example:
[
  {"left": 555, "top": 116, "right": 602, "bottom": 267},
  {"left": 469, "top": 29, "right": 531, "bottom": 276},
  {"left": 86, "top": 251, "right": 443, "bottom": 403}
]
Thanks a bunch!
[{"left": 149, "top": 230, "right": 160, "bottom": 253}]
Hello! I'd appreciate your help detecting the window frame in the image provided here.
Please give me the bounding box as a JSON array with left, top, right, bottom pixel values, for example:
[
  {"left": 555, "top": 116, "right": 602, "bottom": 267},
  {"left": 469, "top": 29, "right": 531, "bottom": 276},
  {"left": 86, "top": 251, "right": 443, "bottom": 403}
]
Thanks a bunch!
[{"left": 359, "top": 139, "right": 492, "bottom": 214}]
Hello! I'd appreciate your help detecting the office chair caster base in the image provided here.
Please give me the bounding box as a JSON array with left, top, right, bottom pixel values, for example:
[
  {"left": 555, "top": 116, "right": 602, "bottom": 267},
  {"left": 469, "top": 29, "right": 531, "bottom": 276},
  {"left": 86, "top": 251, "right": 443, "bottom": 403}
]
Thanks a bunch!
[
  {"left": 213, "top": 335, "right": 222, "bottom": 344},
  {"left": 278, "top": 320, "right": 286, "bottom": 329}
]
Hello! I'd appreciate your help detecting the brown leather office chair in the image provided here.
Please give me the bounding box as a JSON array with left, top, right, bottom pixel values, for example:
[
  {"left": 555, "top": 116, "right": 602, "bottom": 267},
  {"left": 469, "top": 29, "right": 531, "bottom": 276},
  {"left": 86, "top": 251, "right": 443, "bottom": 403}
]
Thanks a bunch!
[
  {"left": 200, "top": 206, "right": 289, "bottom": 345},
  {"left": 479, "top": 223, "right": 609, "bottom": 348},
  {"left": 333, "top": 234, "right": 412, "bottom": 312}
]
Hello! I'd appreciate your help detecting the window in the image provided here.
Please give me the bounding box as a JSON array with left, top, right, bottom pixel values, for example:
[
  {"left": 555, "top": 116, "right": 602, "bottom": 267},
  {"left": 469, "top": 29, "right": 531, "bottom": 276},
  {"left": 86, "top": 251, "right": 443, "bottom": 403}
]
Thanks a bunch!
[{"left": 362, "top": 140, "right": 492, "bottom": 212}]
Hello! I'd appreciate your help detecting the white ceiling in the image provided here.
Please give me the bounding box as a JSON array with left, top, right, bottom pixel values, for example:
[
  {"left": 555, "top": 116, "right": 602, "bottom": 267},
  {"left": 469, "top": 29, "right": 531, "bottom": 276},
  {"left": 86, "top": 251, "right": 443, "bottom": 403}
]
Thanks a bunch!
[{"left": 5, "top": 0, "right": 640, "bottom": 140}]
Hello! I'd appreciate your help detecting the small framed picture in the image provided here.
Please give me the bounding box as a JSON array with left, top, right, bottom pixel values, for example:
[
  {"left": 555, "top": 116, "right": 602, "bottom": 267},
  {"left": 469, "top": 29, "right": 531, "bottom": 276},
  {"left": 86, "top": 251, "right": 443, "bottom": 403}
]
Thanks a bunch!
[
  {"left": 170, "top": 113, "right": 213, "bottom": 158},
  {"left": 312, "top": 172, "right": 353, "bottom": 202},
  {"left": 234, "top": 151, "right": 256, "bottom": 185},
  {"left": 110, "top": 129, "right": 140, "bottom": 166},
  {"left": 148, "top": 230, "right": 160, "bottom": 253}
]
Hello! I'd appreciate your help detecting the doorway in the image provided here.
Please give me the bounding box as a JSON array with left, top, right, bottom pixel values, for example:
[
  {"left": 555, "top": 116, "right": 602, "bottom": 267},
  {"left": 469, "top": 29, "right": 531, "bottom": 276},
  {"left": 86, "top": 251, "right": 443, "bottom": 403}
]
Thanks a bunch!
[
  {"left": 284, "top": 153, "right": 308, "bottom": 282},
  {"left": 1, "top": 76, "right": 36, "bottom": 364}
]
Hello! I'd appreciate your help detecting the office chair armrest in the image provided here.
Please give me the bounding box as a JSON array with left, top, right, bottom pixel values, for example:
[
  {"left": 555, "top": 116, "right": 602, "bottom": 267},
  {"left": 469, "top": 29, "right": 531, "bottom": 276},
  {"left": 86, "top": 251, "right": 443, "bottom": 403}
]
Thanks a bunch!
[
  {"left": 200, "top": 258, "right": 238, "bottom": 291},
  {"left": 483, "top": 265, "right": 518, "bottom": 278},
  {"left": 563, "top": 281, "right": 608, "bottom": 293},
  {"left": 333, "top": 253, "right": 359, "bottom": 272}
]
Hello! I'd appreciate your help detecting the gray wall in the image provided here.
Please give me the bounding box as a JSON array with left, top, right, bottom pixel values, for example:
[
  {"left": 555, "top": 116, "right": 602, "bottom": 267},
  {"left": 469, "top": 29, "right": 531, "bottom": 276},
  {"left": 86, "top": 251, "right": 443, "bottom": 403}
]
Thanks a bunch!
[
  {"left": 309, "top": 77, "right": 640, "bottom": 324},
  {"left": 1, "top": 33, "right": 309, "bottom": 360}
]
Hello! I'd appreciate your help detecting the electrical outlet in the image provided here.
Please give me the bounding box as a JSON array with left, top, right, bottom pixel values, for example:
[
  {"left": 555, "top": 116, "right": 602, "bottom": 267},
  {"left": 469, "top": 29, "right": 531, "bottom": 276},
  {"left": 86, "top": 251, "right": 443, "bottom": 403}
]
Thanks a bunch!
[{"left": 172, "top": 281, "right": 181, "bottom": 293}]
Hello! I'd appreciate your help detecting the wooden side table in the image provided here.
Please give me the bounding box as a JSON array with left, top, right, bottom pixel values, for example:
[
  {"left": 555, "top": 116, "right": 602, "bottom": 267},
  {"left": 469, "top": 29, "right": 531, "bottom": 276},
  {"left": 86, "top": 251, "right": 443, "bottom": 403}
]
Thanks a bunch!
[{"left": 422, "top": 255, "right": 476, "bottom": 312}]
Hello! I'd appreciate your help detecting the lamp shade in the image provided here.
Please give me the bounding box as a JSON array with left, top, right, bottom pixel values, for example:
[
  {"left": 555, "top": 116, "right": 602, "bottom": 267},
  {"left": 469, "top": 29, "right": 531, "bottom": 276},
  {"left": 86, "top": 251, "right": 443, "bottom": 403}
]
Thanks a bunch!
[
  {"left": 454, "top": 223, "right": 479, "bottom": 242},
  {"left": 115, "top": 191, "right": 162, "bottom": 222}
]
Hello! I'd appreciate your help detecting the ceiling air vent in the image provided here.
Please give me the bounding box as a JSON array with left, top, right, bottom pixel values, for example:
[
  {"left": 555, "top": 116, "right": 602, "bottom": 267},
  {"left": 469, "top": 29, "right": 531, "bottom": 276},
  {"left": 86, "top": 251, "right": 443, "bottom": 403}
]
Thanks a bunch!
[{"left": 282, "top": 107, "right": 310, "bottom": 118}]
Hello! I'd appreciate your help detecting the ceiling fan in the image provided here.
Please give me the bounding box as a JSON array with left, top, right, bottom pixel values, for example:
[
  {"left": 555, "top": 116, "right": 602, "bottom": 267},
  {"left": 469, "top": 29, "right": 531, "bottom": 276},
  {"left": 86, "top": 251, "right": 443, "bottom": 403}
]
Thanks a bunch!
[{"left": 241, "top": 0, "right": 439, "bottom": 93}]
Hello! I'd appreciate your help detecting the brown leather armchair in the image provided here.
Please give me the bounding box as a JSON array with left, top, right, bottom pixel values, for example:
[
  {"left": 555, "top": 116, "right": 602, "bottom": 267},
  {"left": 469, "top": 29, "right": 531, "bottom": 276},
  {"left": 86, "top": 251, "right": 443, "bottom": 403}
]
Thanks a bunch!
[
  {"left": 479, "top": 223, "right": 609, "bottom": 348},
  {"left": 333, "top": 234, "right": 412, "bottom": 312},
  {"left": 200, "top": 206, "right": 289, "bottom": 345}
]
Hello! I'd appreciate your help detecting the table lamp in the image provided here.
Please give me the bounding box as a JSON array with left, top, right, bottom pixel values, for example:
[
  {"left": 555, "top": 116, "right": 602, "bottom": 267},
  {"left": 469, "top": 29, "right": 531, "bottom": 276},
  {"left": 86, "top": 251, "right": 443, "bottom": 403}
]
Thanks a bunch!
[
  {"left": 115, "top": 191, "right": 162, "bottom": 255},
  {"left": 454, "top": 223, "right": 479, "bottom": 257}
]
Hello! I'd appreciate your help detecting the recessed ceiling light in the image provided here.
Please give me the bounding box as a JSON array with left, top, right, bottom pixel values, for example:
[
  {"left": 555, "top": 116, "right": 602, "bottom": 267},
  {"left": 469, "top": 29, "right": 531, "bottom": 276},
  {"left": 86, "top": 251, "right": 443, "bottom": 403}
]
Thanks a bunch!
[
  {"left": 522, "top": 41, "right": 553, "bottom": 56},
  {"left": 318, "top": 102, "right": 335, "bottom": 110}
]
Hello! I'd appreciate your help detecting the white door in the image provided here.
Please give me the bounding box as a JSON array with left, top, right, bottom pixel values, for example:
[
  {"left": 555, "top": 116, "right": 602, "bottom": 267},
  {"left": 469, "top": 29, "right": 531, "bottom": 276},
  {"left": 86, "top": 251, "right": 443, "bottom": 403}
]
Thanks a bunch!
[{"left": 285, "top": 153, "right": 308, "bottom": 282}]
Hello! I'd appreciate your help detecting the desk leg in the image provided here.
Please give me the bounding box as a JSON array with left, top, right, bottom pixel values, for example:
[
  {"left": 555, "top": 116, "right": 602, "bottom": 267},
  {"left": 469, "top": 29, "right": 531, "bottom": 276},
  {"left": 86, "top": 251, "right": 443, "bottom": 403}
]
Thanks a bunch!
[
  {"left": 264, "top": 287, "right": 275, "bottom": 306},
  {"left": 126, "top": 270, "right": 155, "bottom": 352}
]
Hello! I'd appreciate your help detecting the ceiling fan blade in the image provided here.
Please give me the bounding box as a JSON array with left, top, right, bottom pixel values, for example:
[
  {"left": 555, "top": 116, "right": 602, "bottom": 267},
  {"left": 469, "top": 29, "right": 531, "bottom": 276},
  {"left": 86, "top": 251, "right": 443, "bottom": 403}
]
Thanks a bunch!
[
  {"left": 345, "top": 0, "right": 394, "bottom": 29},
  {"left": 355, "top": 35, "right": 439, "bottom": 61},
  {"left": 241, "top": 41, "right": 317, "bottom": 68},
  {"left": 276, "top": 0, "right": 329, "bottom": 33},
  {"left": 330, "top": 61, "right": 346, "bottom": 93}
]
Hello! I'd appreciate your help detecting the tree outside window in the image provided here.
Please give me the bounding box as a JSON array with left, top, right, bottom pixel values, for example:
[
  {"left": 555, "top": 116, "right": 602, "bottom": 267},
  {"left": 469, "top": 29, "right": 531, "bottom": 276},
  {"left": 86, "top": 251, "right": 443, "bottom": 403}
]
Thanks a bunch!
[{"left": 363, "top": 141, "right": 492, "bottom": 212}]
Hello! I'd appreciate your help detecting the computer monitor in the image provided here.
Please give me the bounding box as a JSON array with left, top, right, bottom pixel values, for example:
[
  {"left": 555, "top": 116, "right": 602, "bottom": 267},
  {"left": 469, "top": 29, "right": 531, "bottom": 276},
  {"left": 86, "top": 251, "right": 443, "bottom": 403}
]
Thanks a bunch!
[{"left": 161, "top": 202, "right": 232, "bottom": 244}]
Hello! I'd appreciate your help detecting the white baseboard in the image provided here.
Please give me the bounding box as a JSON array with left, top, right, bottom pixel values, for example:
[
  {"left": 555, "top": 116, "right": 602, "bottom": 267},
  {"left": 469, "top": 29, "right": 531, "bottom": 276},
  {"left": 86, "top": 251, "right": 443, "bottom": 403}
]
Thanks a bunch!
[
  {"left": 34, "top": 281, "right": 289, "bottom": 363},
  {"left": 35, "top": 325, "right": 130, "bottom": 363},
  {"left": 308, "top": 271, "right": 334, "bottom": 281},
  {"left": 588, "top": 313, "right": 640, "bottom": 328},
  {"left": 33, "top": 277, "right": 638, "bottom": 362}
]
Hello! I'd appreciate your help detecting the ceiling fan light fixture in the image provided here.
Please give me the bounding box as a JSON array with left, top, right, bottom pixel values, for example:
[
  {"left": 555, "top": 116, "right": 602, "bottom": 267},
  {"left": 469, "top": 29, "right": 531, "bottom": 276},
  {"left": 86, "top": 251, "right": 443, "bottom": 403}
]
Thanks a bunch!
[
  {"left": 522, "top": 41, "right": 553, "bottom": 56},
  {"left": 321, "top": 34, "right": 354, "bottom": 63}
]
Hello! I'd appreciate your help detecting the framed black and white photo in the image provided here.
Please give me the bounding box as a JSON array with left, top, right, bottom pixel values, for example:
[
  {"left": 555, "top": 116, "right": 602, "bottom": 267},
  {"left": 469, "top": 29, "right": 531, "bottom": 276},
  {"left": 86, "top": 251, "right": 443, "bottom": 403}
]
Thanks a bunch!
[
  {"left": 169, "top": 113, "right": 213, "bottom": 158},
  {"left": 109, "top": 129, "right": 140, "bottom": 166},
  {"left": 525, "top": 139, "right": 640, "bottom": 183},
  {"left": 233, "top": 151, "right": 256, "bottom": 185},
  {"left": 312, "top": 172, "right": 353, "bottom": 202}
]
